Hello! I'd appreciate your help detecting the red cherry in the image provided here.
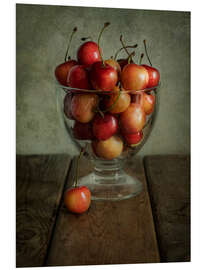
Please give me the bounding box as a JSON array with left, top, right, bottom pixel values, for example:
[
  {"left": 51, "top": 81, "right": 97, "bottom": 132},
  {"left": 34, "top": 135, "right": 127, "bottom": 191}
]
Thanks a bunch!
[
  {"left": 64, "top": 186, "right": 91, "bottom": 214},
  {"left": 142, "top": 40, "right": 160, "bottom": 88},
  {"left": 67, "top": 65, "right": 91, "bottom": 89},
  {"left": 90, "top": 62, "right": 118, "bottom": 91},
  {"left": 123, "top": 131, "right": 143, "bottom": 146},
  {"left": 55, "top": 60, "right": 78, "bottom": 86},
  {"left": 121, "top": 63, "right": 149, "bottom": 91},
  {"left": 142, "top": 64, "right": 160, "bottom": 88},
  {"left": 93, "top": 113, "right": 118, "bottom": 140},
  {"left": 73, "top": 121, "right": 94, "bottom": 140},
  {"left": 77, "top": 41, "right": 101, "bottom": 68},
  {"left": 120, "top": 103, "right": 146, "bottom": 134}
]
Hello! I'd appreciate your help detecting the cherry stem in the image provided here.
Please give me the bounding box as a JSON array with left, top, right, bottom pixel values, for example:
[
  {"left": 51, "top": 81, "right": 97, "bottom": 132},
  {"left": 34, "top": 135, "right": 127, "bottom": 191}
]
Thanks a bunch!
[
  {"left": 98, "top": 22, "right": 110, "bottom": 67},
  {"left": 74, "top": 144, "right": 87, "bottom": 188},
  {"left": 128, "top": 51, "right": 135, "bottom": 64},
  {"left": 93, "top": 88, "right": 121, "bottom": 114},
  {"left": 120, "top": 35, "right": 131, "bottom": 57},
  {"left": 139, "top": 53, "right": 144, "bottom": 65},
  {"left": 81, "top": 36, "right": 92, "bottom": 41},
  {"left": 103, "top": 88, "right": 121, "bottom": 112},
  {"left": 143, "top": 40, "right": 152, "bottom": 66},
  {"left": 114, "top": 44, "right": 138, "bottom": 60},
  {"left": 64, "top": 27, "right": 77, "bottom": 62},
  {"left": 93, "top": 105, "right": 104, "bottom": 118}
]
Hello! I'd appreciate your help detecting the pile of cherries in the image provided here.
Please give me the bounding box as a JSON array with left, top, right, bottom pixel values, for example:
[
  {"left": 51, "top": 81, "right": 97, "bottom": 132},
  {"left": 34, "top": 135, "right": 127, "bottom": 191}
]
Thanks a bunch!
[{"left": 55, "top": 22, "right": 160, "bottom": 161}]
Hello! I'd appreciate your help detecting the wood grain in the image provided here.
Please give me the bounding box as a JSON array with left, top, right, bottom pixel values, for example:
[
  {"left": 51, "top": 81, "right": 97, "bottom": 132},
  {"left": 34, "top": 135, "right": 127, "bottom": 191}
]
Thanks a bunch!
[
  {"left": 144, "top": 155, "right": 190, "bottom": 262},
  {"left": 46, "top": 157, "right": 160, "bottom": 266},
  {"left": 16, "top": 155, "right": 71, "bottom": 267}
]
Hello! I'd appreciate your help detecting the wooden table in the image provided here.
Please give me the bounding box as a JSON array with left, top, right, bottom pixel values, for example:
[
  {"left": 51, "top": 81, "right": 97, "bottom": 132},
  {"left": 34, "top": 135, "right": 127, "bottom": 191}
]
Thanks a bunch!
[{"left": 16, "top": 154, "right": 190, "bottom": 267}]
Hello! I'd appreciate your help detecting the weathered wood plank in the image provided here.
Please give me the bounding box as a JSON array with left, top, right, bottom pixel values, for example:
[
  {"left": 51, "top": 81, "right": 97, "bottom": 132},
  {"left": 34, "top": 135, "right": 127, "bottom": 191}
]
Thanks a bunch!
[
  {"left": 144, "top": 155, "right": 190, "bottom": 262},
  {"left": 46, "top": 157, "right": 160, "bottom": 266},
  {"left": 16, "top": 155, "right": 71, "bottom": 267}
]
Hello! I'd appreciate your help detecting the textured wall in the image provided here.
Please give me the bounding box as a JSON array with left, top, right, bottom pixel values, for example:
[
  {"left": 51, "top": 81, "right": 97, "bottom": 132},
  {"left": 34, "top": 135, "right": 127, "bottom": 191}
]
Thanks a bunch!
[{"left": 16, "top": 4, "right": 190, "bottom": 157}]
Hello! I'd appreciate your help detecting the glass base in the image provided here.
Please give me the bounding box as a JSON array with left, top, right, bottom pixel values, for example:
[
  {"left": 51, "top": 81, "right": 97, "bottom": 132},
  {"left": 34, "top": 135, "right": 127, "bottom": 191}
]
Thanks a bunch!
[{"left": 77, "top": 162, "right": 143, "bottom": 201}]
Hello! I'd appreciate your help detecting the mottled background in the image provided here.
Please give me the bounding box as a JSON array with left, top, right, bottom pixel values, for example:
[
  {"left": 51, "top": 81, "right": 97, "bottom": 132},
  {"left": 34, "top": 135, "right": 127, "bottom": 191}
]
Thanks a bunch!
[{"left": 16, "top": 4, "right": 190, "bottom": 157}]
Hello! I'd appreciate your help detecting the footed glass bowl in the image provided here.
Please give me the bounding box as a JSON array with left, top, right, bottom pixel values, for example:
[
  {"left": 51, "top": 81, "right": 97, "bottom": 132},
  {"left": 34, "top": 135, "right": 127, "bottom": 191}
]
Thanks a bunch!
[{"left": 56, "top": 82, "right": 160, "bottom": 201}]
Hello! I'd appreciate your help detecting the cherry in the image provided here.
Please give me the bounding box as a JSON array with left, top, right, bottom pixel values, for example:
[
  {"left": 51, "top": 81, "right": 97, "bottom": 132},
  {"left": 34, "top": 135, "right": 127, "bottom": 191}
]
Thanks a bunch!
[
  {"left": 104, "top": 86, "right": 131, "bottom": 114},
  {"left": 92, "top": 135, "right": 123, "bottom": 160},
  {"left": 142, "top": 65, "right": 160, "bottom": 88},
  {"left": 55, "top": 60, "right": 78, "bottom": 86},
  {"left": 142, "top": 92, "right": 155, "bottom": 115},
  {"left": 90, "top": 62, "right": 118, "bottom": 91},
  {"left": 121, "top": 63, "right": 149, "bottom": 91},
  {"left": 64, "top": 186, "right": 91, "bottom": 214},
  {"left": 90, "top": 22, "right": 118, "bottom": 91},
  {"left": 143, "top": 93, "right": 155, "bottom": 115},
  {"left": 55, "top": 27, "right": 78, "bottom": 86},
  {"left": 120, "top": 103, "right": 146, "bottom": 134},
  {"left": 142, "top": 40, "right": 160, "bottom": 88},
  {"left": 77, "top": 41, "right": 101, "bottom": 68},
  {"left": 64, "top": 146, "right": 91, "bottom": 214},
  {"left": 71, "top": 93, "right": 99, "bottom": 123},
  {"left": 67, "top": 65, "right": 91, "bottom": 89},
  {"left": 73, "top": 121, "right": 94, "bottom": 140},
  {"left": 131, "top": 92, "right": 155, "bottom": 115},
  {"left": 123, "top": 131, "right": 143, "bottom": 146},
  {"left": 93, "top": 113, "right": 118, "bottom": 140}
]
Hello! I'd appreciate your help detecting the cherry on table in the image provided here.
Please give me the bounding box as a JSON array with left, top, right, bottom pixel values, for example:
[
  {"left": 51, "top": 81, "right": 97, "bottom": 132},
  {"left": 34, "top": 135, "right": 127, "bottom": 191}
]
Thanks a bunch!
[{"left": 64, "top": 186, "right": 91, "bottom": 214}]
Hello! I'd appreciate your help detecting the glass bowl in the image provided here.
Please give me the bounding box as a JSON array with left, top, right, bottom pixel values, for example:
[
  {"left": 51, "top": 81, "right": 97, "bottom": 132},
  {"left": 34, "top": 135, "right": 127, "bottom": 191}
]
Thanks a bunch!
[{"left": 56, "top": 82, "right": 160, "bottom": 201}]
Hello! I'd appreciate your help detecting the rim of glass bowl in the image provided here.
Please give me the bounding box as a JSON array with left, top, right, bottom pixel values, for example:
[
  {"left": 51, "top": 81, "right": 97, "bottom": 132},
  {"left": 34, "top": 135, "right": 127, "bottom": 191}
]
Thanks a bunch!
[{"left": 55, "top": 80, "right": 161, "bottom": 95}]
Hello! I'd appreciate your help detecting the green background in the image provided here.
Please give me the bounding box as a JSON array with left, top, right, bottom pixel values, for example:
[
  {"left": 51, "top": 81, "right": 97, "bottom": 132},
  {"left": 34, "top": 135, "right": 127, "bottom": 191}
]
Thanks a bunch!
[{"left": 16, "top": 4, "right": 190, "bottom": 157}]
